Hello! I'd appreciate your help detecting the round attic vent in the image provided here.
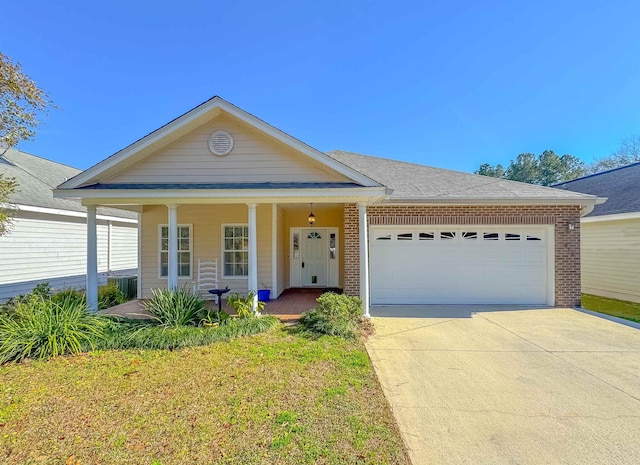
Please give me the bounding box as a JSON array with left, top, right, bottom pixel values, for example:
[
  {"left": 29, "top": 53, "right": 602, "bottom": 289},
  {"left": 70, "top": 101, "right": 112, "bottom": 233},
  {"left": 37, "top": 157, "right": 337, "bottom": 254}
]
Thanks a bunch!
[{"left": 208, "top": 130, "right": 234, "bottom": 156}]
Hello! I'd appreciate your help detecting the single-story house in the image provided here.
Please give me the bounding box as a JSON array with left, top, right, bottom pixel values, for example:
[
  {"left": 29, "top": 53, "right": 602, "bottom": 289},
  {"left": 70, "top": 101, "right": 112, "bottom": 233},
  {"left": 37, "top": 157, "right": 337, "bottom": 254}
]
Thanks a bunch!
[
  {"left": 554, "top": 163, "right": 640, "bottom": 303},
  {"left": 0, "top": 149, "right": 138, "bottom": 301},
  {"left": 54, "top": 97, "right": 600, "bottom": 315}
]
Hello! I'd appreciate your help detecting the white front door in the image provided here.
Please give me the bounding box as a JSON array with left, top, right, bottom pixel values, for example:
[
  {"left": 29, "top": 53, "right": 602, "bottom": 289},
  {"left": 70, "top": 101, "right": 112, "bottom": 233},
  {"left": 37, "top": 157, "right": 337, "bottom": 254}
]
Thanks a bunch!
[{"left": 301, "top": 229, "right": 328, "bottom": 286}]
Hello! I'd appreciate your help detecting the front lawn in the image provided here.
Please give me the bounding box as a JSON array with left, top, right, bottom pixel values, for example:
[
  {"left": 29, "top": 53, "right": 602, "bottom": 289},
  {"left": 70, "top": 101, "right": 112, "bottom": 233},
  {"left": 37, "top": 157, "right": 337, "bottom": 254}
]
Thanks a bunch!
[
  {"left": 0, "top": 329, "right": 409, "bottom": 464},
  {"left": 582, "top": 294, "right": 640, "bottom": 323}
]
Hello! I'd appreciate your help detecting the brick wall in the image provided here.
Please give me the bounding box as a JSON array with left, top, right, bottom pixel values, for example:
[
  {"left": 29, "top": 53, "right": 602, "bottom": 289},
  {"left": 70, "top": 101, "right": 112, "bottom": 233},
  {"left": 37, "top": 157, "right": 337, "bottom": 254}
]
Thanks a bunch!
[{"left": 343, "top": 204, "right": 582, "bottom": 307}]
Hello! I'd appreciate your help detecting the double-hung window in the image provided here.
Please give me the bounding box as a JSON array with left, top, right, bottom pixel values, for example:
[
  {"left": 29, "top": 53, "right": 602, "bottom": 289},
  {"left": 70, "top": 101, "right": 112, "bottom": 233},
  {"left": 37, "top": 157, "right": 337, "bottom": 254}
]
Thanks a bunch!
[
  {"left": 159, "top": 225, "right": 192, "bottom": 278},
  {"left": 223, "top": 225, "right": 249, "bottom": 277}
]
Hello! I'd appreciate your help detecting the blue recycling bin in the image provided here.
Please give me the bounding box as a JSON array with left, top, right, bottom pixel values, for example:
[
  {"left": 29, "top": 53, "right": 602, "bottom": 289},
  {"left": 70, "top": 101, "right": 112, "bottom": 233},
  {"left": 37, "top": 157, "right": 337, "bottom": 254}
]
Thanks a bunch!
[{"left": 257, "top": 289, "right": 270, "bottom": 302}]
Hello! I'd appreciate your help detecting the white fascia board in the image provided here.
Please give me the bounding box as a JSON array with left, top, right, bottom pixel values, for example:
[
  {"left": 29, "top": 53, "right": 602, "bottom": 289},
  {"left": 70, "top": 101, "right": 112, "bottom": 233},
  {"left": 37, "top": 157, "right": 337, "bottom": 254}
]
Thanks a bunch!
[
  {"left": 59, "top": 97, "right": 381, "bottom": 190},
  {"left": 54, "top": 186, "right": 389, "bottom": 205},
  {"left": 380, "top": 196, "right": 599, "bottom": 207},
  {"left": 581, "top": 212, "right": 640, "bottom": 223},
  {"left": 15, "top": 204, "right": 138, "bottom": 223}
]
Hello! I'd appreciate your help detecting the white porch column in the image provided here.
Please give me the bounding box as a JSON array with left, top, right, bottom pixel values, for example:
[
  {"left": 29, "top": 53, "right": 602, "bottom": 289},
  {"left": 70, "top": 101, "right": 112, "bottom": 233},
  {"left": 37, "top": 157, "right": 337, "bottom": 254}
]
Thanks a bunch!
[
  {"left": 247, "top": 203, "right": 259, "bottom": 312},
  {"left": 137, "top": 212, "right": 142, "bottom": 299},
  {"left": 271, "top": 203, "right": 278, "bottom": 299},
  {"left": 167, "top": 204, "right": 179, "bottom": 290},
  {"left": 86, "top": 205, "right": 99, "bottom": 312},
  {"left": 358, "top": 202, "right": 370, "bottom": 318}
]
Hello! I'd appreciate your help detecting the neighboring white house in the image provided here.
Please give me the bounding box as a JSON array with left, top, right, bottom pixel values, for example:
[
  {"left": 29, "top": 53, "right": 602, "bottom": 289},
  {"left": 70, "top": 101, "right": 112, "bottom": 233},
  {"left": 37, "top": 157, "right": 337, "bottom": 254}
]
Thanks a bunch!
[
  {"left": 0, "top": 149, "right": 138, "bottom": 301},
  {"left": 554, "top": 162, "right": 640, "bottom": 303}
]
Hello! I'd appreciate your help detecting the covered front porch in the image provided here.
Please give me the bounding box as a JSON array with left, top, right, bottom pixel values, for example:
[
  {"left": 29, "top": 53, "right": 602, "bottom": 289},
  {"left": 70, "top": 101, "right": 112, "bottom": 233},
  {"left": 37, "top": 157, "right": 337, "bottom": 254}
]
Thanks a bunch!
[
  {"left": 102, "top": 288, "right": 331, "bottom": 322},
  {"left": 82, "top": 199, "right": 374, "bottom": 316}
]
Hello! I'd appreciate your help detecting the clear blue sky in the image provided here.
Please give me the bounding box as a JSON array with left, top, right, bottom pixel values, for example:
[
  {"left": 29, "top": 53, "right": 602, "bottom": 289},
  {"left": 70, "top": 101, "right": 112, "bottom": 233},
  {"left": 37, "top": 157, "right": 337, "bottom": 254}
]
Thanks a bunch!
[{"left": 4, "top": 0, "right": 640, "bottom": 172}]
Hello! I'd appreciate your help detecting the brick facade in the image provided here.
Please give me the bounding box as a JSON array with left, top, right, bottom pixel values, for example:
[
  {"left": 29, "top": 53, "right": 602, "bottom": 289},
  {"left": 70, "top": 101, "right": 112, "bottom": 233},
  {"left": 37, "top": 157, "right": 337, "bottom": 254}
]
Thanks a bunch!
[{"left": 343, "top": 204, "right": 582, "bottom": 307}]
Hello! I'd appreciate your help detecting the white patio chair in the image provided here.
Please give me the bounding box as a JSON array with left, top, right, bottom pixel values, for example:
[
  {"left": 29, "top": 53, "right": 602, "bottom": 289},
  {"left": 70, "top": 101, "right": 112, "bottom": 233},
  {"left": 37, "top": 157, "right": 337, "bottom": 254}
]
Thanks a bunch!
[{"left": 192, "top": 259, "right": 219, "bottom": 301}]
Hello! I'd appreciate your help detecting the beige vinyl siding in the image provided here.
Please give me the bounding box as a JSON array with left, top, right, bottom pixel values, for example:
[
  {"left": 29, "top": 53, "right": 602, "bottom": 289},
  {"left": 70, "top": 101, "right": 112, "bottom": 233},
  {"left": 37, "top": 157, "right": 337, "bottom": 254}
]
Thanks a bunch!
[
  {"left": 276, "top": 205, "right": 286, "bottom": 298},
  {"left": 107, "top": 114, "right": 349, "bottom": 184},
  {"left": 283, "top": 205, "right": 344, "bottom": 289},
  {"left": 140, "top": 204, "right": 273, "bottom": 299},
  {"left": 0, "top": 211, "right": 138, "bottom": 301},
  {"left": 581, "top": 218, "right": 640, "bottom": 303}
]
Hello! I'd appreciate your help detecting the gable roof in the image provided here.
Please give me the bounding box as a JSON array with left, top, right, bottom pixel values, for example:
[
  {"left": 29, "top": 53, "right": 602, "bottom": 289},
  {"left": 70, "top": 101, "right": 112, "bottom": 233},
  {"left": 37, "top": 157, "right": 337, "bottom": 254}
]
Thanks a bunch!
[
  {"left": 58, "top": 96, "right": 381, "bottom": 190},
  {"left": 0, "top": 149, "right": 136, "bottom": 219},
  {"left": 327, "top": 150, "right": 598, "bottom": 204},
  {"left": 553, "top": 162, "right": 640, "bottom": 217}
]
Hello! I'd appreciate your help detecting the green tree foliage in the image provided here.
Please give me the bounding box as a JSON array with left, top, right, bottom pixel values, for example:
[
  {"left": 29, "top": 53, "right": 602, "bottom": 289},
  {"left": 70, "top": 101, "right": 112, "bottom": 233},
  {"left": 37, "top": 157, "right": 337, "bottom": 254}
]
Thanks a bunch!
[
  {"left": 0, "top": 52, "right": 52, "bottom": 147},
  {"left": 476, "top": 163, "right": 505, "bottom": 178},
  {"left": 475, "top": 150, "right": 586, "bottom": 186},
  {"left": 1, "top": 52, "right": 53, "bottom": 235},
  {"left": 0, "top": 173, "right": 18, "bottom": 236},
  {"left": 589, "top": 134, "right": 640, "bottom": 173}
]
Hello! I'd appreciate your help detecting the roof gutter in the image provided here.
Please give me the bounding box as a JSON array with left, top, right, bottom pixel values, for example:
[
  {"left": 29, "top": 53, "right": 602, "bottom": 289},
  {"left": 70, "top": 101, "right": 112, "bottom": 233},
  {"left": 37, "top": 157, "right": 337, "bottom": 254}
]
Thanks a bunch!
[{"left": 379, "top": 195, "right": 601, "bottom": 207}]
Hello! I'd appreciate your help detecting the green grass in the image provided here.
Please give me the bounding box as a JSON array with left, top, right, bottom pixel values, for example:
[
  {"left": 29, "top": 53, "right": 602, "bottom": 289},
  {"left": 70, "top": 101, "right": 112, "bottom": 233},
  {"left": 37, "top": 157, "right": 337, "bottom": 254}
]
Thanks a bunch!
[
  {"left": 582, "top": 294, "right": 640, "bottom": 323},
  {"left": 0, "top": 329, "right": 409, "bottom": 464}
]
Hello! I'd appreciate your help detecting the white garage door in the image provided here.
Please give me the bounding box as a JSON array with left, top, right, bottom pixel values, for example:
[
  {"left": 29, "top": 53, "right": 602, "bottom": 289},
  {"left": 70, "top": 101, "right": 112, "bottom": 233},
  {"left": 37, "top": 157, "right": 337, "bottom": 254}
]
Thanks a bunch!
[{"left": 370, "top": 226, "right": 552, "bottom": 305}]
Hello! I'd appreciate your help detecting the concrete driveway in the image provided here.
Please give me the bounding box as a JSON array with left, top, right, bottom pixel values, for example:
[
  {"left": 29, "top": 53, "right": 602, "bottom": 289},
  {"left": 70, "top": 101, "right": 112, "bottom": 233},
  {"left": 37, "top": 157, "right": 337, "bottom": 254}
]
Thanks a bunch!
[{"left": 367, "top": 307, "right": 640, "bottom": 465}]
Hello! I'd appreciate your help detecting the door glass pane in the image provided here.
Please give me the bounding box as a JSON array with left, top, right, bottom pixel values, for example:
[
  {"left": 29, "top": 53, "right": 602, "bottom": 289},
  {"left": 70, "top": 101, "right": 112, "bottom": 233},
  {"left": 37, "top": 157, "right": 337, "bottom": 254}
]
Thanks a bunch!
[{"left": 330, "top": 233, "right": 336, "bottom": 259}]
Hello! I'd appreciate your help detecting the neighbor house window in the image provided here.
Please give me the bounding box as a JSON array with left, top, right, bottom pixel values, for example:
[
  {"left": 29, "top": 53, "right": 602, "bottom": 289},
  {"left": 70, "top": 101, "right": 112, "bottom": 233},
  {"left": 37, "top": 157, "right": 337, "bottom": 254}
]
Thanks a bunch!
[
  {"left": 223, "top": 225, "right": 249, "bottom": 277},
  {"left": 160, "top": 225, "right": 192, "bottom": 278}
]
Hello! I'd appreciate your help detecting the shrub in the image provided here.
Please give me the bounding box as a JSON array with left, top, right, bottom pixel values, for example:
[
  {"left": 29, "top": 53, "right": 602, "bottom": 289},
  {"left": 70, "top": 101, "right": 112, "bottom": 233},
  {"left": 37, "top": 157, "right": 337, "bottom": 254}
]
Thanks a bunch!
[
  {"left": 0, "top": 295, "right": 107, "bottom": 363},
  {"left": 144, "top": 288, "right": 205, "bottom": 326},
  {"left": 2, "top": 282, "right": 52, "bottom": 311},
  {"left": 226, "top": 292, "right": 265, "bottom": 318},
  {"left": 300, "top": 293, "right": 365, "bottom": 339},
  {"left": 51, "top": 288, "right": 85, "bottom": 306},
  {"left": 98, "top": 282, "right": 126, "bottom": 310},
  {"left": 93, "top": 315, "right": 280, "bottom": 351}
]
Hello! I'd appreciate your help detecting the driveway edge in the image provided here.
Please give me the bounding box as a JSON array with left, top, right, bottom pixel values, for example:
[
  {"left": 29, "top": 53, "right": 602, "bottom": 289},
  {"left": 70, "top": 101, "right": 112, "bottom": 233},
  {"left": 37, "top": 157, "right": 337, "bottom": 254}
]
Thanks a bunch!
[{"left": 575, "top": 307, "right": 640, "bottom": 330}]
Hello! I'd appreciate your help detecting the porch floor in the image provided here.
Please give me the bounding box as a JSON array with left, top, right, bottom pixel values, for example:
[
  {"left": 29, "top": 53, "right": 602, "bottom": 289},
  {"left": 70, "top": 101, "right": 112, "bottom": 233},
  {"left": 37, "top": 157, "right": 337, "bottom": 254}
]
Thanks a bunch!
[{"left": 101, "top": 288, "right": 327, "bottom": 322}]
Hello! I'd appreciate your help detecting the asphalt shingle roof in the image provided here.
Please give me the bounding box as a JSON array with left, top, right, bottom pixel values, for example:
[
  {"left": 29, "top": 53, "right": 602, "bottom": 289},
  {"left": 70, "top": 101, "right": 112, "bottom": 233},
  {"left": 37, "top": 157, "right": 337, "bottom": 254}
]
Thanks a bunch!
[
  {"left": 0, "top": 149, "right": 136, "bottom": 219},
  {"left": 326, "top": 150, "right": 594, "bottom": 201},
  {"left": 553, "top": 162, "right": 640, "bottom": 216}
]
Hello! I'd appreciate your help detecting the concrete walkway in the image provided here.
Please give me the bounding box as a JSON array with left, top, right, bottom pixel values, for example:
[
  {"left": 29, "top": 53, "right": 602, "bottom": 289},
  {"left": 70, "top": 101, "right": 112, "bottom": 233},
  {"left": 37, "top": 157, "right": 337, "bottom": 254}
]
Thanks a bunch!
[{"left": 367, "top": 306, "right": 640, "bottom": 465}]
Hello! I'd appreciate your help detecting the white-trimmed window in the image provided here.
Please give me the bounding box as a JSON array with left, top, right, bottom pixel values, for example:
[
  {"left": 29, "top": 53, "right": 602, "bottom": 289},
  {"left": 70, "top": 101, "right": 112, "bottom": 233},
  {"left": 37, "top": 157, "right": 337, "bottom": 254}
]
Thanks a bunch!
[
  {"left": 223, "top": 225, "right": 249, "bottom": 277},
  {"left": 159, "top": 225, "right": 192, "bottom": 278}
]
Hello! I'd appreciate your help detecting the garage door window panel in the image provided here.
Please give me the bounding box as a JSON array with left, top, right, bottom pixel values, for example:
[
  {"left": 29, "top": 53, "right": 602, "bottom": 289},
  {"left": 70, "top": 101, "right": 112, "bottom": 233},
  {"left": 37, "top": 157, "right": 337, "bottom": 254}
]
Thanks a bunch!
[
  {"left": 374, "top": 231, "right": 392, "bottom": 241},
  {"left": 440, "top": 231, "right": 457, "bottom": 240},
  {"left": 419, "top": 232, "right": 435, "bottom": 241}
]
